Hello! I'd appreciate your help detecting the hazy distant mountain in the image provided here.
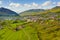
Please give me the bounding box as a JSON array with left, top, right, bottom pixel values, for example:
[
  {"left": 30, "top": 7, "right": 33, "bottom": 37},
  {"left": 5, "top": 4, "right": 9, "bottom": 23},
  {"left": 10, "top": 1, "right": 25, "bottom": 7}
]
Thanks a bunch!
[
  {"left": 52, "top": 6, "right": 60, "bottom": 9},
  {"left": 20, "top": 9, "right": 45, "bottom": 16},
  {"left": 19, "top": 6, "right": 60, "bottom": 18},
  {"left": 24, "top": 9, "right": 45, "bottom": 12},
  {"left": 49, "top": 6, "right": 60, "bottom": 13},
  {"left": 0, "top": 7, "right": 19, "bottom": 16}
]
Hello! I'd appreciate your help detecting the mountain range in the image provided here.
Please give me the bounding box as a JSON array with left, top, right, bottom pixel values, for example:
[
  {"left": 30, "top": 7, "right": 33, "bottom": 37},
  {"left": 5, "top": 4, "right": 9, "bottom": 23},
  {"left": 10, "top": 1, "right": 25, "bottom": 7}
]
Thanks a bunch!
[
  {"left": 20, "top": 9, "right": 45, "bottom": 16},
  {"left": 20, "top": 6, "right": 60, "bottom": 16},
  {"left": 0, "top": 6, "right": 60, "bottom": 17}
]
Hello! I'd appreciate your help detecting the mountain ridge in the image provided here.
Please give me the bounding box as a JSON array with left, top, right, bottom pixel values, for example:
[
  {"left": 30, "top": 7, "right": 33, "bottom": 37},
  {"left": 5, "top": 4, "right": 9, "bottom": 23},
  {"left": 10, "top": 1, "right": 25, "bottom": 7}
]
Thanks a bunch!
[
  {"left": 20, "top": 9, "right": 45, "bottom": 16},
  {"left": 20, "top": 6, "right": 60, "bottom": 16},
  {"left": 0, "top": 7, "right": 19, "bottom": 16}
]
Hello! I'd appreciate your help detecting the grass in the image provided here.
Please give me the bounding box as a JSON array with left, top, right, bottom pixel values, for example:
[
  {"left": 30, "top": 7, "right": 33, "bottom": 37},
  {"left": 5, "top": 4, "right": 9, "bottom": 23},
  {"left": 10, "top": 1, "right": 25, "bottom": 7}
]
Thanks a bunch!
[
  {"left": 0, "top": 19, "right": 60, "bottom": 40},
  {"left": 0, "top": 21, "right": 38, "bottom": 40}
]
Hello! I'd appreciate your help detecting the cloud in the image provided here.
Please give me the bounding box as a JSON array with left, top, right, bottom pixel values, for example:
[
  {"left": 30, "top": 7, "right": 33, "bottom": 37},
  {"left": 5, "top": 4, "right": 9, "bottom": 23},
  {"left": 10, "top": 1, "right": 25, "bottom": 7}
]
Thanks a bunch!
[
  {"left": 0, "top": 1, "right": 2, "bottom": 4},
  {"left": 8, "top": 2, "right": 42, "bottom": 13},
  {"left": 42, "top": 1, "right": 52, "bottom": 6},
  {"left": 32, "top": 2, "right": 38, "bottom": 7},
  {"left": 9, "top": 2, "right": 21, "bottom": 8},
  {"left": 57, "top": 2, "right": 60, "bottom": 6},
  {"left": 0, "top": 1, "right": 2, "bottom": 7},
  {"left": 23, "top": 2, "right": 40, "bottom": 8},
  {"left": 23, "top": 2, "right": 42, "bottom": 9},
  {"left": 7, "top": 1, "right": 55, "bottom": 13},
  {"left": 24, "top": 4, "right": 31, "bottom": 8}
]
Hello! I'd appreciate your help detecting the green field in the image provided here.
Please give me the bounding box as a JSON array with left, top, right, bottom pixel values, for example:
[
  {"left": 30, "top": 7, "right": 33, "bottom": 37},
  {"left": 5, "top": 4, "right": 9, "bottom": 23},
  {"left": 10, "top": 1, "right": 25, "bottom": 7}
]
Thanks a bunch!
[
  {"left": 0, "top": 20, "right": 39, "bottom": 40},
  {"left": 0, "top": 19, "right": 60, "bottom": 40}
]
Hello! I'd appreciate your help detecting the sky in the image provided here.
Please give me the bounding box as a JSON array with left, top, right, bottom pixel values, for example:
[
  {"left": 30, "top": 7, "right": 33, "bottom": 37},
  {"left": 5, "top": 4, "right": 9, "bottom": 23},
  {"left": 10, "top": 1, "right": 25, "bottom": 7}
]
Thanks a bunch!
[{"left": 0, "top": 0, "right": 60, "bottom": 13}]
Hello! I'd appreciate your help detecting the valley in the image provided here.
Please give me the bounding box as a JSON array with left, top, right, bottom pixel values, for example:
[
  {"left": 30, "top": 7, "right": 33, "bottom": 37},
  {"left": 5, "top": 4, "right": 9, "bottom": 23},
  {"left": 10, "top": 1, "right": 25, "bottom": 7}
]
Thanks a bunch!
[{"left": 0, "top": 6, "right": 60, "bottom": 40}]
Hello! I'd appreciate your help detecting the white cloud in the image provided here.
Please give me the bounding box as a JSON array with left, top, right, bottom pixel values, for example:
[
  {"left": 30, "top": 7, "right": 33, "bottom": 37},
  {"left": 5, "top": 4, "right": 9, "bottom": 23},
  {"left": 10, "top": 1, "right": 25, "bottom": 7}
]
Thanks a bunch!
[
  {"left": 7, "top": 1, "right": 55, "bottom": 13},
  {"left": 23, "top": 2, "right": 41, "bottom": 9},
  {"left": 8, "top": 2, "right": 42, "bottom": 13},
  {"left": 0, "top": 1, "right": 2, "bottom": 4},
  {"left": 9, "top": 2, "right": 21, "bottom": 7},
  {"left": 32, "top": 2, "right": 39, "bottom": 7},
  {"left": 24, "top": 2, "right": 40, "bottom": 8},
  {"left": 0, "top": 1, "right": 2, "bottom": 7},
  {"left": 57, "top": 2, "right": 60, "bottom": 6},
  {"left": 6, "top": 6, "right": 21, "bottom": 13},
  {"left": 42, "top": 1, "right": 52, "bottom": 6},
  {"left": 24, "top": 4, "right": 31, "bottom": 8}
]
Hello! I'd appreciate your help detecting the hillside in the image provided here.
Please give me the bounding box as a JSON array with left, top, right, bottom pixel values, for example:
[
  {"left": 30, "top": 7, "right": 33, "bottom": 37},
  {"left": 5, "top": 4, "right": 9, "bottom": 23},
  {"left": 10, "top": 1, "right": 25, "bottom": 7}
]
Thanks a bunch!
[
  {"left": 49, "top": 6, "right": 60, "bottom": 13},
  {"left": 0, "top": 7, "right": 19, "bottom": 16},
  {"left": 19, "top": 6, "right": 60, "bottom": 17},
  {"left": 20, "top": 9, "right": 45, "bottom": 16}
]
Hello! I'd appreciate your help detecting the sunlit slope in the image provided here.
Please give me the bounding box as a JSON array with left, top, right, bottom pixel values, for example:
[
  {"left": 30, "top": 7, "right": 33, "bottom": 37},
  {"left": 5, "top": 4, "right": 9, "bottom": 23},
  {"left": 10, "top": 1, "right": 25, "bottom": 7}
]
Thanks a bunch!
[
  {"left": 0, "top": 27, "right": 38, "bottom": 40},
  {"left": 0, "top": 21, "right": 38, "bottom": 40}
]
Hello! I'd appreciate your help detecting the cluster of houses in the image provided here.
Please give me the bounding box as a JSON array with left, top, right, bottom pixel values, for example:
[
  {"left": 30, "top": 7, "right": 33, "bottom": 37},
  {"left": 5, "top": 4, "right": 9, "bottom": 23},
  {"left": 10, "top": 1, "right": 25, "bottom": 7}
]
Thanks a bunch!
[{"left": 21, "top": 13, "right": 59, "bottom": 23}]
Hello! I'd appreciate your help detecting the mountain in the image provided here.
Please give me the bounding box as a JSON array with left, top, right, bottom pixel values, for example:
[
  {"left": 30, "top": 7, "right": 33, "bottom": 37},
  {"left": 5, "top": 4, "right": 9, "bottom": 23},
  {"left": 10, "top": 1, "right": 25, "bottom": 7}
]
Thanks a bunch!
[
  {"left": 52, "top": 6, "right": 60, "bottom": 9},
  {"left": 24, "top": 9, "right": 45, "bottom": 12},
  {"left": 20, "top": 9, "right": 45, "bottom": 16},
  {"left": 0, "top": 7, "right": 19, "bottom": 16},
  {"left": 49, "top": 6, "right": 60, "bottom": 13},
  {"left": 20, "top": 6, "right": 60, "bottom": 16}
]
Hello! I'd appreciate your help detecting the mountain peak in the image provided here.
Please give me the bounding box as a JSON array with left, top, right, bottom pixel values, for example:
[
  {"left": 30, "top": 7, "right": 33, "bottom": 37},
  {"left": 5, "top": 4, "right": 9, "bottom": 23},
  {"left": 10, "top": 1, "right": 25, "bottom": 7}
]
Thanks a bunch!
[
  {"left": 53, "top": 6, "right": 60, "bottom": 9},
  {"left": 0, "top": 7, "right": 19, "bottom": 16}
]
